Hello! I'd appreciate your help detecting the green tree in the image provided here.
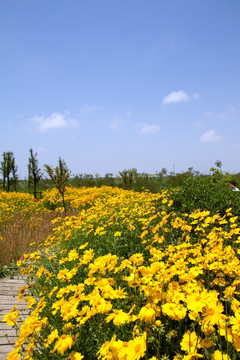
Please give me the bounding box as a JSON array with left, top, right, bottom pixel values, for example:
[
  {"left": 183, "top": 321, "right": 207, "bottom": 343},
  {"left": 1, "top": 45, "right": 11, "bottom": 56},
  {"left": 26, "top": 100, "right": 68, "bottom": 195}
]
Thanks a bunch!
[
  {"left": 215, "top": 160, "right": 222, "bottom": 169},
  {"left": 43, "top": 158, "right": 70, "bottom": 212},
  {"left": 0, "top": 152, "right": 18, "bottom": 192},
  {"left": 119, "top": 168, "right": 137, "bottom": 189},
  {"left": 11, "top": 156, "right": 18, "bottom": 191},
  {"left": 28, "top": 148, "right": 42, "bottom": 199}
]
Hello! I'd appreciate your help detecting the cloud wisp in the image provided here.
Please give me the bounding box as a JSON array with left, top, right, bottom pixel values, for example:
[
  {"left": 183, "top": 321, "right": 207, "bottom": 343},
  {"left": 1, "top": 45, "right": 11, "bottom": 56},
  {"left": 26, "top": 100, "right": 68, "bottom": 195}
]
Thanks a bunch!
[
  {"left": 200, "top": 129, "right": 223, "bottom": 142},
  {"left": 30, "top": 112, "right": 78, "bottom": 133},
  {"left": 141, "top": 124, "right": 160, "bottom": 135},
  {"left": 80, "top": 99, "right": 98, "bottom": 112},
  {"left": 109, "top": 117, "right": 122, "bottom": 130},
  {"left": 205, "top": 106, "right": 235, "bottom": 120},
  {"left": 109, "top": 111, "right": 132, "bottom": 130}
]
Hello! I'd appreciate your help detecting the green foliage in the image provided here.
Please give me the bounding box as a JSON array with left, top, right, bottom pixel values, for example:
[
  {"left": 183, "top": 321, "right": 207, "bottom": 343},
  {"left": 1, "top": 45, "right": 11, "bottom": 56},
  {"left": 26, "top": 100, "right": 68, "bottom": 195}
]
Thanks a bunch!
[
  {"left": 71, "top": 173, "right": 103, "bottom": 188},
  {"left": 119, "top": 168, "right": 138, "bottom": 189},
  {"left": 0, "top": 264, "right": 6, "bottom": 278},
  {"left": 170, "top": 171, "right": 240, "bottom": 216},
  {"left": 28, "top": 148, "right": 43, "bottom": 199},
  {"left": 0, "top": 261, "right": 19, "bottom": 278},
  {"left": 214, "top": 160, "right": 222, "bottom": 169},
  {"left": 3, "top": 151, "right": 240, "bottom": 198},
  {"left": 0, "top": 151, "right": 18, "bottom": 191},
  {"left": 43, "top": 158, "right": 70, "bottom": 212}
]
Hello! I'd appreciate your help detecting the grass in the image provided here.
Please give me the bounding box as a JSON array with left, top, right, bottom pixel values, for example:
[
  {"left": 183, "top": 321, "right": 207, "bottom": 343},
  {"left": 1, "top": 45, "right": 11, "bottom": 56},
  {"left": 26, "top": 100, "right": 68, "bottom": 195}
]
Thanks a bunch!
[{"left": 0, "top": 211, "right": 58, "bottom": 267}]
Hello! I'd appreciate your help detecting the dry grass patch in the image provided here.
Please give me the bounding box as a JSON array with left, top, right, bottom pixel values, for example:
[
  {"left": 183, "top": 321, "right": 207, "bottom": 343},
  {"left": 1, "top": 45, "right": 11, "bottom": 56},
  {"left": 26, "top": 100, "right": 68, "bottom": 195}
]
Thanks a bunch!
[{"left": 0, "top": 211, "right": 60, "bottom": 266}]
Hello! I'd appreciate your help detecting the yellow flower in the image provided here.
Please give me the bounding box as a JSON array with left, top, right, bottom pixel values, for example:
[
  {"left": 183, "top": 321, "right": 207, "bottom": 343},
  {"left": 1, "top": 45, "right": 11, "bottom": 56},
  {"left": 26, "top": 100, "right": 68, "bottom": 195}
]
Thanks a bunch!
[
  {"left": 180, "top": 331, "right": 202, "bottom": 353},
  {"left": 97, "top": 334, "right": 117, "bottom": 358},
  {"left": 79, "top": 242, "right": 88, "bottom": 250},
  {"left": 17, "top": 260, "right": 22, "bottom": 267},
  {"left": 129, "top": 253, "right": 144, "bottom": 265},
  {"left": 81, "top": 249, "right": 94, "bottom": 264},
  {"left": 127, "top": 332, "right": 147, "bottom": 360},
  {"left": 211, "top": 350, "right": 231, "bottom": 360},
  {"left": 25, "top": 296, "right": 36, "bottom": 308},
  {"left": 162, "top": 302, "right": 187, "bottom": 321},
  {"left": 53, "top": 334, "right": 75, "bottom": 355},
  {"left": 68, "top": 351, "right": 84, "bottom": 359},
  {"left": 105, "top": 310, "right": 130, "bottom": 325},
  {"left": 140, "top": 230, "right": 148, "bottom": 239},
  {"left": 63, "top": 322, "right": 75, "bottom": 333},
  {"left": 200, "top": 338, "right": 215, "bottom": 349},
  {"left": 60, "top": 299, "right": 80, "bottom": 321},
  {"left": 114, "top": 231, "right": 122, "bottom": 237},
  {"left": 138, "top": 303, "right": 156, "bottom": 323},
  {"left": 232, "top": 334, "right": 240, "bottom": 351},
  {"left": 202, "top": 299, "right": 224, "bottom": 326},
  {"left": 68, "top": 248, "right": 79, "bottom": 261},
  {"left": 6, "top": 347, "right": 21, "bottom": 359},
  {"left": 182, "top": 354, "right": 204, "bottom": 360},
  {"left": 44, "top": 329, "right": 59, "bottom": 347},
  {"left": 57, "top": 268, "right": 77, "bottom": 281},
  {"left": 48, "top": 286, "right": 58, "bottom": 299},
  {"left": 3, "top": 306, "right": 20, "bottom": 326},
  {"left": 230, "top": 310, "right": 240, "bottom": 335},
  {"left": 112, "top": 339, "right": 131, "bottom": 359},
  {"left": 186, "top": 289, "right": 209, "bottom": 313},
  {"left": 111, "top": 333, "right": 147, "bottom": 360}
]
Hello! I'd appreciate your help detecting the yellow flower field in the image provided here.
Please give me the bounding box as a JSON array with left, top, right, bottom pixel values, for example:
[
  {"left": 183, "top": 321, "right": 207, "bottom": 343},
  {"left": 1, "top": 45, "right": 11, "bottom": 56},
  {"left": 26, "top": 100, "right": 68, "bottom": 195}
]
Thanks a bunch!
[
  {"left": 0, "top": 191, "right": 47, "bottom": 227},
  {"left": 3, "top": 186, "right": 240, "bottom": 359}
]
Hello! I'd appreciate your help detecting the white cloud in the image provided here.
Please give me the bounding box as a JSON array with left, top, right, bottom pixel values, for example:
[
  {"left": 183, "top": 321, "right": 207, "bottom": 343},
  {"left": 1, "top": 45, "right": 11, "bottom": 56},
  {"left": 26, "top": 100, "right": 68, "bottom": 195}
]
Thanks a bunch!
[
  {"left": 110, "top": 117, "right": 122, "bottom": 130},
  {"left": 141, "top": 124, "right": 160, "bottom": 135},
  {"left": 205, "top": 106, "right": 235, "bottom": 119},
  {"left": 30, "top": 112, "right": 78, "bottom": 132},
  {"left": 162, "top": 90, "right": 190, "bottom": 104},
  {"left": 200, "top": 129, "right": 222, "bottom": 142},
  {"left": 109, "top": 111, "right": 132, "bottom": 130},
  {"left": 81, "top": 99, "right": 97, "bottom": 112}
]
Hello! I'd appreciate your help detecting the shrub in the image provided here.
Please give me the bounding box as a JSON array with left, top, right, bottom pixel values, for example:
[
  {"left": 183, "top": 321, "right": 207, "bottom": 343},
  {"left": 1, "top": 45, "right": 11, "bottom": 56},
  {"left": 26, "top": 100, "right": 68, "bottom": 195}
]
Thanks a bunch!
[{"left": 170, "top": 175, "right": 240, "bottom": 216}]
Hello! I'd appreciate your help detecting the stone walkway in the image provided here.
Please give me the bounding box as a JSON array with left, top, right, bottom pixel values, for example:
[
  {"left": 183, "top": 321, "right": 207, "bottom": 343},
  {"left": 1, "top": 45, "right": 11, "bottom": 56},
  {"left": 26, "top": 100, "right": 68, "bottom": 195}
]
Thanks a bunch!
[{"left": 0, "top": 276, "right": 27, "bottom": 360}]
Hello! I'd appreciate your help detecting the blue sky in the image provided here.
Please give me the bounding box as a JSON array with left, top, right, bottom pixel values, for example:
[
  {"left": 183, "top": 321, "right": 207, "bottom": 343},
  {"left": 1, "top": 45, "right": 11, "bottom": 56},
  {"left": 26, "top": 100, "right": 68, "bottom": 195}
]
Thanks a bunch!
[{"left": 1, "top": 0, "right": 240, "bottom": 179}]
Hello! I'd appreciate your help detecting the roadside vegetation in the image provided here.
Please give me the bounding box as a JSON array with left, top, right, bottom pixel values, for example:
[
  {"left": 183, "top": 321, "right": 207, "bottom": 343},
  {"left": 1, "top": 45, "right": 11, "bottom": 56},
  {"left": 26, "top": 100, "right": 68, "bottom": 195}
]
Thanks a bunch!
[
  {"left": 2, "top": 149, "right": 240, "bottom": 195},
  {"left": 1, "top": 166, "right": 240, "bottom": 359}
]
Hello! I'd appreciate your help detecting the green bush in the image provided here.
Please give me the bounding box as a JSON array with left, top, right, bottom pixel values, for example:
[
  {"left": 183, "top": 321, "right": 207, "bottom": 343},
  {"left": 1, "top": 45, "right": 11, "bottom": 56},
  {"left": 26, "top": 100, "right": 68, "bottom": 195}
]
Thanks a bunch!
[{"left": 170, "top": 175, "right": 240, "bottom": 216}]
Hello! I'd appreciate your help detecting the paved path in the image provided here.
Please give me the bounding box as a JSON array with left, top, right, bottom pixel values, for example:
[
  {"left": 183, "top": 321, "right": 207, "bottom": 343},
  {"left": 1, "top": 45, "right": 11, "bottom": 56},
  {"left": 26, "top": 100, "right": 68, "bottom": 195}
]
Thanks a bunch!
[{"left": 0, "top": 276, "right": 27, "bottom": 360}]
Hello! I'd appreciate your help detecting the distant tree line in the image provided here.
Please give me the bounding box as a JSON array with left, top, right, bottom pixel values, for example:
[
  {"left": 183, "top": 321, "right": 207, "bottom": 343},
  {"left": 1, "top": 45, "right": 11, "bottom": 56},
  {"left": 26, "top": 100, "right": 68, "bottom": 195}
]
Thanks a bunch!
[{"left": 1, "top": 151, "right": 240, "bottom": 196}]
